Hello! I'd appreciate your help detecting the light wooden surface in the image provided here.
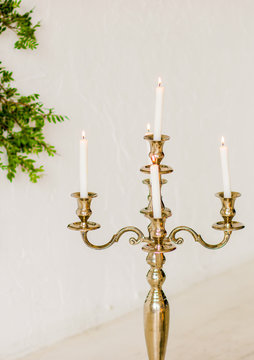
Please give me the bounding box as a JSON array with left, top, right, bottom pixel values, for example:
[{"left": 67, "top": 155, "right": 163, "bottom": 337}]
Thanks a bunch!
[{"left": 20, "top": 259, "right": 254, "bottom": 360}]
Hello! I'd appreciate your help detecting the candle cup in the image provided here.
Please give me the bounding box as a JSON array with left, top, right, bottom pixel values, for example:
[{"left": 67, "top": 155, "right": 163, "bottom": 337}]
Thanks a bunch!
[
  {"left": 141, "top": 134, "right": 173, "bottom": 174},
  {"left": 212, "top": 191, "right": 244, "bottom": 231},
  {"left": 142, "top": 216, "right": 176, "bottom": 253},
  {"left": 144, "top": 134, "right": 169, "bottom": 165},
  {"left": 148, "top": 218, "right": 167, "bottom": 247},
  {"left": 68, "top": 192, "right": 100, "bottom": 232}
]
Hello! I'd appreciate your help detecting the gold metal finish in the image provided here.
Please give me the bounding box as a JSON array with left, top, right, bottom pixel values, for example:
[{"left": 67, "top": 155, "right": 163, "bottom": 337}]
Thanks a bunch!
[
  {"left": 212, "top": 191, "right": 244, "bottom": 231},
  {"left": 144, "top": 252, "right": 169, "bottom": 360},
  {"left": 168, "top": 191, "right": 244, "bottom": 250},
  {"left": 81, "top": 227, "right": 145, "bottom": 250},
  {"left": 168, "top": 225, "right": 231, "bottom": 250},
  {"left": 68, "top": 192, "right": 100, "bottom": 232},
  {"left": 68, "top": 132, "right": 245, "bottom": 360},
  {"left": 141, "top": 135, "right": 173, "bottom": 359},
  {"left": 68, "top": 192, "right": 144, "bottom": 250}
]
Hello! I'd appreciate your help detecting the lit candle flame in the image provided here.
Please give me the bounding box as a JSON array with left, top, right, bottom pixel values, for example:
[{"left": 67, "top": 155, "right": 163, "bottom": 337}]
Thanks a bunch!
[
  {"left": 158, "top": 77, "right": 162, "bottom": 87},
  {"left": 82, "top": 130, "right": 86, "bottom": 139},
  {"left": 151, "top": 155, "right": 156, "bottom": 164},
  {"left": 147, "top": 123, "right": 151, "bottom": 133},
  {"left": 221, "top": 136, "right": 225, "bottom": 146}
]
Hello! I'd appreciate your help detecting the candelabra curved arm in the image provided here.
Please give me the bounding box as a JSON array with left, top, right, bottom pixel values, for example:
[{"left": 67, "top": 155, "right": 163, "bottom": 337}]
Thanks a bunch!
[
  {"left": 68, "top": 193, "right": 145, "bottom": 250},
  {"left": 167, "top": 192, "right": 244, "bottom": 250},
  {"left": 81, "top": 226, "right": 145, "bottom": 250},
  {"left": 168, "top": 226, "right": 231, "bottom": 250}
]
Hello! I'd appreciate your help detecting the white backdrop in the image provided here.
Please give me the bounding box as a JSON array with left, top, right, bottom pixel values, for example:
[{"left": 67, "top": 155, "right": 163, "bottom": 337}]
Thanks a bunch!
[{"left": 0, "top": 0, "right": 253, "bottom": 358}]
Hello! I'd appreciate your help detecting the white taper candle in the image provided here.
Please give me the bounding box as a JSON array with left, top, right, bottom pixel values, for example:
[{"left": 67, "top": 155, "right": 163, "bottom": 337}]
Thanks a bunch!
[
  {"left": 80, "top": 131, "right": 88, "bottom": 198},
  {"left": 150, "top": 162, "right": 162, "bottom": 218},
  {"left": 220, "top": 136, "right": 231, "bottom": 198},
  {"left": 154, "top": 78, "right": 164, "bottom": 141}
]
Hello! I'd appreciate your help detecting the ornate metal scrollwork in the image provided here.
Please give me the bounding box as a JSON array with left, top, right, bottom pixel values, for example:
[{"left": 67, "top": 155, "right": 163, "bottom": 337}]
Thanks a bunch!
[
  {"left": 81, "top": 226, "right": 145, "bottom": 250},
  {"left": 168, "top": 226, "right": 231, "bottom": 250}
]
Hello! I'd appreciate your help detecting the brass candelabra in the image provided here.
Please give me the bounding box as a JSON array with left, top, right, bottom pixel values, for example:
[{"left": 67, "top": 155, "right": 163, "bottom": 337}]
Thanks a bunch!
[{"left": 68, "top": 133, "right": 244, "bottom": 360}]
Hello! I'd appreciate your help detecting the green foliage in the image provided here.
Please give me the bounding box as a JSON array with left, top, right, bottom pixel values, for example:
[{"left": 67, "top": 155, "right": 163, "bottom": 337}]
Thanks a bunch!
[
  {"left": 0, "top": 0, "right": 68, "bottom": 182},
  {"left": 0, "top": 0, "right": 39, "bottom": 49}
]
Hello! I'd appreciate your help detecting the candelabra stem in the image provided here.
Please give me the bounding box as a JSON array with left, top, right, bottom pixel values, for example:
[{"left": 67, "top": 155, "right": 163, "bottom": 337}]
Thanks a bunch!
[{"left": 144, "top": 251, "right": 169, "bottom": 360}]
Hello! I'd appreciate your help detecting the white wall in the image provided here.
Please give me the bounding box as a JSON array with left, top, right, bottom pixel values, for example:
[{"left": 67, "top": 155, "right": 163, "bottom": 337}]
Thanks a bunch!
[{"left": 0, "top": 0, "right": 253, "bottom": 358}]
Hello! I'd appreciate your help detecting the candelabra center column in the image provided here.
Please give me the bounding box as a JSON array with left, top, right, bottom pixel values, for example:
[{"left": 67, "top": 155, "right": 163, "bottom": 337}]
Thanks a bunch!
[{"left": 144, "top": 251, "right": 169, "bottom": 360}]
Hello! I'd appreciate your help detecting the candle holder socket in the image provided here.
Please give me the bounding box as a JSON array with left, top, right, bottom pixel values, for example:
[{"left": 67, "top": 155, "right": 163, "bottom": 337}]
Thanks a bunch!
[
  {"left": 68, "top": 192, "right": 100, "bottom": 232},
  {"left": 212, "top": 191, "right": 244, "bottom": 231},
  {"left": 144, "top": 134, "right": 169, "bottom": 164},
  {"left": 141, "top": 134, "right": 173, "bottom": 174}
]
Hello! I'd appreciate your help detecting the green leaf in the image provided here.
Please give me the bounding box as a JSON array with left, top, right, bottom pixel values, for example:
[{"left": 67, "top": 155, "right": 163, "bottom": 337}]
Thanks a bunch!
[{"left": 0, "top": 2, "right": 69, "bottom": 182}]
